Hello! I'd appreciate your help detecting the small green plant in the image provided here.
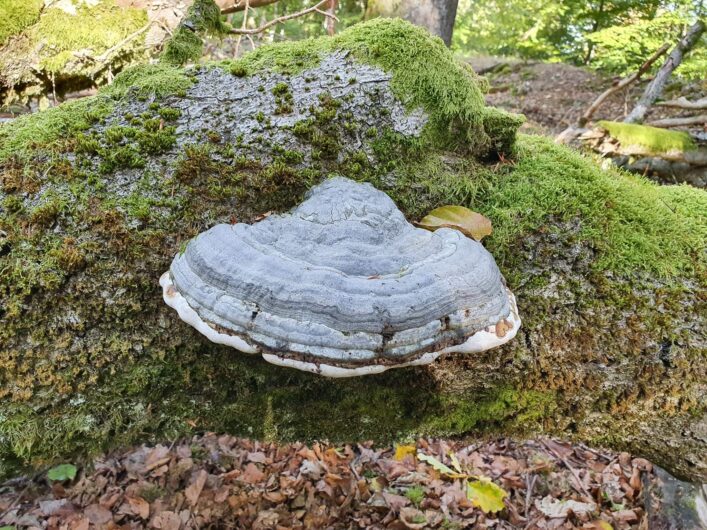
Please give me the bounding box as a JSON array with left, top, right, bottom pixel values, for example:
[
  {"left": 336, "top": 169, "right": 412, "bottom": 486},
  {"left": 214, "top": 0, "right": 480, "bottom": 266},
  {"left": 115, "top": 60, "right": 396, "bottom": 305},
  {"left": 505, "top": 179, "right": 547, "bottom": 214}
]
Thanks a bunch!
[
  {"left": 47, "top": 463, "right": 77, "bottom": 481},
  {"left": 405, "top": 485, "right": 425, "bottom": 506}
]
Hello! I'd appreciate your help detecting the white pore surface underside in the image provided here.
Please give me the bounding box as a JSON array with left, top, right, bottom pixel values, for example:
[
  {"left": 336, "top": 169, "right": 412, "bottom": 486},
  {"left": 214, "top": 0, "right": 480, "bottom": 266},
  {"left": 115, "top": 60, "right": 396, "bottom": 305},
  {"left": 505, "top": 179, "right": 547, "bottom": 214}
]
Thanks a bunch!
[{"left": 161, "top": 272, "right": 521, "bottom": 378}]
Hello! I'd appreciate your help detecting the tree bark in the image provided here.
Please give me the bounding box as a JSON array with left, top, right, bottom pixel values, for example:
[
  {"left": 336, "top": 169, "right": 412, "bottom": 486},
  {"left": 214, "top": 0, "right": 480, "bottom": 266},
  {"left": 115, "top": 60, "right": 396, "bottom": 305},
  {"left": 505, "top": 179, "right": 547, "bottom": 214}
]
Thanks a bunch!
[
  {"left": 624, "top": 20, "right": 706, "bottom": 124},
  {"left": 365, "top": 0, "right": 459, "bottom": 45}
]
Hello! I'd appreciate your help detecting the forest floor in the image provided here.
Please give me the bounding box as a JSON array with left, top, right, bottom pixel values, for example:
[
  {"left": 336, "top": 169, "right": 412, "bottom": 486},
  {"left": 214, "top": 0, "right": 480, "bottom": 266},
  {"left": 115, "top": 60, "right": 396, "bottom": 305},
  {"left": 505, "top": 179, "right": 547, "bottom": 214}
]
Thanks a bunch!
[
  {"left": 467, "top": 57, "right": 704, "bottom": 138},
  {"left": 1, "top": 436, "right": 679, "bottom": 530}
]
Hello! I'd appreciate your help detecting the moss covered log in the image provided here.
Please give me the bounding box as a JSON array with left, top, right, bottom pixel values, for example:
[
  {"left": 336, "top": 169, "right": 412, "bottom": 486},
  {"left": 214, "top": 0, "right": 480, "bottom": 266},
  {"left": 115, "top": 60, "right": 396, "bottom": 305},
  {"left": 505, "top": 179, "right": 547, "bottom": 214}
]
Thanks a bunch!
[
  {"left": 0, "top": 0, "right": 197, "bottom": 106},
  {"left": 0, "top": 19, "right": 705, "bottom": 483}
]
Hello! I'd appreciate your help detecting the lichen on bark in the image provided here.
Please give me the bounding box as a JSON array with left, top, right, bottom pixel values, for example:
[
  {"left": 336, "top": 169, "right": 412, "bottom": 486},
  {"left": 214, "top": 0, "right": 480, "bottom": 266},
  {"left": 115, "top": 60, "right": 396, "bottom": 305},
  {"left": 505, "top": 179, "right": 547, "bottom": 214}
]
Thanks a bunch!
[{"left": 0, "top": 19, "right": 705, "bottom": 484}]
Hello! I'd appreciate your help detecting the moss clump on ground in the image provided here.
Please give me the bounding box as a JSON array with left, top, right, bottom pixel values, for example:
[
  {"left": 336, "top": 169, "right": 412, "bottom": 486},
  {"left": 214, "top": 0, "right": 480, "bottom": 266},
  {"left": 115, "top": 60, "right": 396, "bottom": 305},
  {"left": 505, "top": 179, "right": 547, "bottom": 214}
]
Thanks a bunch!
[
  {"left": 230, "top": 18, "right": 524, "bottom": 156},
  {"left": 0, "top": 0, "right": 43, "bottom": 45},
  {"left": 598, "top": 120, "right": 697, "bottom": 154}
]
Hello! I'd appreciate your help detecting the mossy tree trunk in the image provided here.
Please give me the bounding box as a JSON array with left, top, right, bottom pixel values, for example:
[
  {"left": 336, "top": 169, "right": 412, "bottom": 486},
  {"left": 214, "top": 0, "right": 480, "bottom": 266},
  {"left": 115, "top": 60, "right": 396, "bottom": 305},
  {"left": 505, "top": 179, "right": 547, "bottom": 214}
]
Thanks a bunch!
[
  {"left": 0, "top": 19, "right": 705, "bottom": 484},
  {"left": 365, "top": 0, "right": 459, "bottom": 46}
]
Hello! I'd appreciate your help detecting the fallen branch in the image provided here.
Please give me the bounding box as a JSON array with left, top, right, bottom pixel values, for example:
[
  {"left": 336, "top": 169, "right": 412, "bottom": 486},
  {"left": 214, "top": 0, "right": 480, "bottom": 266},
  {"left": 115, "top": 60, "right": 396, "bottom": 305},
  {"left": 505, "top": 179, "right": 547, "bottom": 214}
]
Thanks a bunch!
[
  {"left": 647, "top": 114, "right": 707, "bottom": 128},
  {"left": 219, "top": 0, "right": 279, "bottom": 14},
  {"left": 655, "top": 97, "right": 707, "bottom": 110},
  {"left": 577, "top": 43, "right": 669, "bottom": 127},
  {"left": 625, "top": 20, "right": 706, "bottom": 123},
  {"left": 227, "top": 0, "right": 337, "bottom": 35}
]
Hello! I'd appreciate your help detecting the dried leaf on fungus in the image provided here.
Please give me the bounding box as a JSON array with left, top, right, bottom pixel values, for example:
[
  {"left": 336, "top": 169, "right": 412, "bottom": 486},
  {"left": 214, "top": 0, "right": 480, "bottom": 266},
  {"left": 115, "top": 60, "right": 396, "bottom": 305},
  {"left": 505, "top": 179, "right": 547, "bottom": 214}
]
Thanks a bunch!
[{"left": 417, "top": 205, "right": 493, "bottom": 241}]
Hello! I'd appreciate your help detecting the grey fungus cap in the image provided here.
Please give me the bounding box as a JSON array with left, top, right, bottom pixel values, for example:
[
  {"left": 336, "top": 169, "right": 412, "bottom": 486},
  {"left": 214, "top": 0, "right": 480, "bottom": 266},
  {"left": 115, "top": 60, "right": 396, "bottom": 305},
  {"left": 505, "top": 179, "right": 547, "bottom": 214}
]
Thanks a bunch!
[{"left": 161, "top": 177, "right": 520, "bottom": 377}]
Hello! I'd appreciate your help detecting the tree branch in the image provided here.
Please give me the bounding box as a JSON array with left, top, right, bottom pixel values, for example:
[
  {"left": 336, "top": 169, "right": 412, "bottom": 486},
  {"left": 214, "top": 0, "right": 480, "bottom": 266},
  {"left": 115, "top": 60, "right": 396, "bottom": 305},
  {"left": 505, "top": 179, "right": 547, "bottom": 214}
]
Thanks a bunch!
[
  {"left": 647, "top": 114, "right": 707, "bottom": 128},
  {"left": 577, "top": 43, "right": 670, "bottom": 127},
  {"left": 227, "top": 0, "right": 337, "bottom": 35},
  {"left": 624, "top": 20, "right": 706, "bottom": 124},
  {"left": 655, "top": 97, "right": 707, "bottom": 110},
  {"left": 218, "top": 0, "right": 280, "bottom": 14}
]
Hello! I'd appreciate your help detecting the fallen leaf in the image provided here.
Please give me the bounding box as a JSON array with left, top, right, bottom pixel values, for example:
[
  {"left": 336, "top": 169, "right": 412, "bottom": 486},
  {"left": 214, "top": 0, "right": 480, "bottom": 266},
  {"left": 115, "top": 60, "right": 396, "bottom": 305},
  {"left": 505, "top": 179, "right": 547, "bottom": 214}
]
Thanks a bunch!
[
  {"left": 535, "top": 496, "right": 597, "bottom": 518},
  {"left": 417, "top": 452, "right": 465, "bottom": 478},
  {"left": 241, "top": 462, "right": 266, "bottom": 484},
  {"left": 394, "top": 445, "right": 416, "bottom": 461},
  {"left": 399, "top": 507, "right": 427, "bottom": 529},
  {"left": 83, "top": 503, "right": 112, "bottom": 525},
  {"left": 47, "top": 464, "right": 77, "bottom": 482},
  {"left": 185, "top": 469, "right": 208, "bottom": 506},
  {"left": 152, "top": 510, "right": 182, "bottom": 530},
  {"left": 467, "top": 478, "right": 508, "bottom": 514},
  {"left": 127, "top": 496, "right": 150, "bottom": 519},
  {"left": 417, "top": 205, "right": 493, "bottom": 241}
]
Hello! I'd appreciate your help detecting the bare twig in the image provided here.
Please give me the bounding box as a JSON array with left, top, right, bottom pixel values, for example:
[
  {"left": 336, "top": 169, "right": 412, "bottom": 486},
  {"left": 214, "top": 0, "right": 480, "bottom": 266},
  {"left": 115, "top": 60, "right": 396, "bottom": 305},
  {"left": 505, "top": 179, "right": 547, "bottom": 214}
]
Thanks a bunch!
[
  {"left": 90, "top": 23, "right": 152, "bottom": 76},
  {"left": 219, "top": 0, "right": 279, "bottom": 15},
  {"left": 647, "top": 114, "right": 707, "bottom": 128},
  {"left": 625, "top": 20, "right": 706, "bottom": 123},
  {"left": 540, "top": 440, "right": 593, "bottom": 500},
  {"left": 227, "top": 0, "right": 334, "bottom": 35},
  {"left": 577, "top": 43, "right": 670, "bottom": 127},
  {"left": 655, "top": 97, "right": 707, "bottom": 110},
  {"left": 234, "top": 0, "right": 249, "bottom": 57}
]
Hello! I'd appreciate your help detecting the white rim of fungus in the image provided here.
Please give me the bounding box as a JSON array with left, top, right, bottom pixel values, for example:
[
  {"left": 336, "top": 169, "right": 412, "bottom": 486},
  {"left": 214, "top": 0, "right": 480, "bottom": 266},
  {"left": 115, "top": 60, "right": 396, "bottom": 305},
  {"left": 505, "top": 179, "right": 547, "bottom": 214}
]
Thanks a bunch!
[{"left": 161, "top": 272, "right": 520, "bottom": 377}]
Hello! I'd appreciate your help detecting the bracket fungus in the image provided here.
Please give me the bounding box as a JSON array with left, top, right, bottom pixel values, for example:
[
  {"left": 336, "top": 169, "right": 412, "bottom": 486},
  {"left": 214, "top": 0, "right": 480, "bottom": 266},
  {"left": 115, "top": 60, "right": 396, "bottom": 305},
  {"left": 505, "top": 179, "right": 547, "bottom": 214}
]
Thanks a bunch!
[{"left": 161, "top": 177, "right": 520, "bottom": 377}]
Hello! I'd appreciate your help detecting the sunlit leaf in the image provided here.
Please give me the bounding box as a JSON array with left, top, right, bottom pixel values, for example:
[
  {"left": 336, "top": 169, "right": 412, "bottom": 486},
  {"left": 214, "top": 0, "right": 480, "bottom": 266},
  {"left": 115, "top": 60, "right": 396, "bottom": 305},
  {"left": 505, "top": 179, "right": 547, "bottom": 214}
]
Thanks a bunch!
[
  {"left": 417, "top": 205, "right": 493, "bottom": 241},
  {"left": 47, "top": 463, "right": 77, "bottom": 482},
  {"left": 467, "top": 477, "right": 508, "bottom": 513},
  {"left": 417, "top": 452, "right": 467, "bottom": 478},
  {"left": 394, "top": 444, "right": 416, "bottom": 461},
  {"left": 448, "top": 452, "right": 463, "bottom": 474}
]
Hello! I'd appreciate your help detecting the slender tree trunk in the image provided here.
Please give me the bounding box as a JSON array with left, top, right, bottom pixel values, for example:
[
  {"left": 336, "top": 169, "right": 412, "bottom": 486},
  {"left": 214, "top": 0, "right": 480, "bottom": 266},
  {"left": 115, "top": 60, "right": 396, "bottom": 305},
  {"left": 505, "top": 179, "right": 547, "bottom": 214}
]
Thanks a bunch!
[
  {"left": 365, "top": 0, "right": 459, "bottom": 46},
  {"left": 624, "top": 20, "right": 705, "bottom": 124}
]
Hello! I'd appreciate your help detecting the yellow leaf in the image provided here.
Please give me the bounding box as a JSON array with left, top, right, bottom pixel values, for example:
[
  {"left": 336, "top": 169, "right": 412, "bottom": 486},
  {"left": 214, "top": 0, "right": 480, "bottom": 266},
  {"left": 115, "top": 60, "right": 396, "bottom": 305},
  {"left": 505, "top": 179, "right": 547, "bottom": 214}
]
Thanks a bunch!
[
  {"left": 467, "top": 478, "right": 508, "bottom": 514},
  {"left": 417, "top": 452, "right": 467, "bottom": 478},
  {"left": 394, "top": 444, "right": 416, "bottom": 461},
  {"left": 448, "top": 452, "right": 462, "bottom": 474},
  {"left": 417, "top": 205, "right": 493, "bottom": 241}
]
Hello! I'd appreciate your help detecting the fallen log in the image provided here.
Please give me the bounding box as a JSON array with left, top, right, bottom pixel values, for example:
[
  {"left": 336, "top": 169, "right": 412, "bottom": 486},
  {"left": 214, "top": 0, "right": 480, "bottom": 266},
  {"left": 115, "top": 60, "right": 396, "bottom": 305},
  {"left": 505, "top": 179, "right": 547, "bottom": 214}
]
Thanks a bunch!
[{"left": 0, "top": 17, "right": 705, "bottom": 486}]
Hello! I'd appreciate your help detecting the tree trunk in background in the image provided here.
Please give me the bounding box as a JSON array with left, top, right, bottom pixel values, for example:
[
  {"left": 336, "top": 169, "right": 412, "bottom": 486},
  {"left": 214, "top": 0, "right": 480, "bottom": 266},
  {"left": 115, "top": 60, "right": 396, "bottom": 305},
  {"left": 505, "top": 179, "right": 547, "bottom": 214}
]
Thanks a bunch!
[
  {"left": 624, "top": 20, "right": 705, "bottom": 124},
  {"left": 365, "top": 0, "right": 459, "bottom": 45}
]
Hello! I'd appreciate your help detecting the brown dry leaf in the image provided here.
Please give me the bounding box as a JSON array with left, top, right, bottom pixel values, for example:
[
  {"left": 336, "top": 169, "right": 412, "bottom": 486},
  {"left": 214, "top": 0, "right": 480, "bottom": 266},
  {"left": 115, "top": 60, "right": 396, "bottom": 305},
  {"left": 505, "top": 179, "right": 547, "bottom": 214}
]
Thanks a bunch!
[
  {"left": 417, "top": 205, "right": 493, "bottom": 241},
  {"left": 83, "top": 503, "right": 112, "bottom": 525},
  {"left": 399, "top": 507, "right": 427, "bottom": 529},
  {"left": 152, "top": 510, "right": 182, "bottom": 530},
  {"left": 241, "top": 463, "right": 267, "bottom": 484},
  {"left": 185, "top": 469, "right": 208, "bottom": 506},
  {"left": 127, "top": 496, "right": 150, "bottom": 519},
  {"left": 69, "top": 517, "right": 90, "bottom": 530}
]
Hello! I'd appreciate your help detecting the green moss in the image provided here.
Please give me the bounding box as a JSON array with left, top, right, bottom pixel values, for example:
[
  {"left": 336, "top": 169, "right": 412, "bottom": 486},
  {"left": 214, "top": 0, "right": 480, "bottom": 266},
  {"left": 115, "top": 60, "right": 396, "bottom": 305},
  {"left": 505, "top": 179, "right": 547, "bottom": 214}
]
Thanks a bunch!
[
  {"left": 0, "top": 0, "right": 43, "bottom": 45},
  {"left": 598, "top": 121, "right": 697, "bottom": 154},
  {"left": 161, "top": 0, "right": 225, "bottom": 66},
  {"left": 480, "top": 135, "right": 706, "bottom": 277},
  {"left": 31, "top": 2, "right": 147, "bottom": 73},
  {"left": 0, "top": 97, "right": 113, "bottom": 164},
  {"left": 230, "top": 18, "right": 522, "bottom": 155},
  {"left": 106, "top": 63, "right": 194, "bottom": 100}
]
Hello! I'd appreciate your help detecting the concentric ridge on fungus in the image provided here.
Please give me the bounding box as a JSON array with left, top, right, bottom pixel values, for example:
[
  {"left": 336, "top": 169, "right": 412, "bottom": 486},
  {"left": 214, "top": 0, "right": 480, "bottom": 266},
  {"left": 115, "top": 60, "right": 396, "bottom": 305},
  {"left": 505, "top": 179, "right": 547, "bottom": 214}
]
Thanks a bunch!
[{"left": 161, "top": 177, "right": 520, "bottom": 377}]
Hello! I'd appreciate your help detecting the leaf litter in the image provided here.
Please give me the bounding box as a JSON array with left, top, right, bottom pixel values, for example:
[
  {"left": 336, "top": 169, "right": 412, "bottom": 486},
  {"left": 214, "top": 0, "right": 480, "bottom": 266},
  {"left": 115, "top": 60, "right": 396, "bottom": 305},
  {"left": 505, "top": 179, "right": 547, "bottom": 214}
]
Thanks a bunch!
[{"left": 0, "top": 436, "right": 660, "bottom": 529}]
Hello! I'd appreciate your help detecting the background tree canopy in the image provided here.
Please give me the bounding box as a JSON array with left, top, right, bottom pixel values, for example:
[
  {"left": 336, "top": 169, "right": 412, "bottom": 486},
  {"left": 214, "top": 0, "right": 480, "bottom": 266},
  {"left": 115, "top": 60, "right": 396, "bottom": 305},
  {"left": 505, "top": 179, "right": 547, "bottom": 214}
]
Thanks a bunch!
[{"left": 452, "top": 0, "right": 706, "bottom": 78}]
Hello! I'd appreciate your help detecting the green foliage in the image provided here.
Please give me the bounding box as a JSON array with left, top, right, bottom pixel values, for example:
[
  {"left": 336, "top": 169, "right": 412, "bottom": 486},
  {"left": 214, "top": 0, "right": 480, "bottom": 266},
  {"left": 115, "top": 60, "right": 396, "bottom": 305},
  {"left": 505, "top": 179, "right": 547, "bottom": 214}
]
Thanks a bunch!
[
  {"left": 453, "top": 0, "right": 704, "bottom": 78},
  {"left": 47, "top": 463, "right": 77, "bottom": 481},
  {"left": 0, "top": 0, "right": 43, "bottom": 45},
  {"left": 597, "top": 121, "right": 697, "bottom": 154},
  {"left": 107, "top": 63, "right": 194, "bottom": 100},
  {"left": 587, "top": 12, "right": 707, "bottom": 79},
  {"left": 405, "top": 485, "right": 425, "bottom": 506}
]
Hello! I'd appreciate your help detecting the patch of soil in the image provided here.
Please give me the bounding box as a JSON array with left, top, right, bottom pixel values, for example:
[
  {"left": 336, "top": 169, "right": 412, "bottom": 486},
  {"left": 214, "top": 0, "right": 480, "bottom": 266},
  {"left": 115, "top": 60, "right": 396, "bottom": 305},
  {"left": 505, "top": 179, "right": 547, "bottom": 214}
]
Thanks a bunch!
[{"left": 0, "top": 436, "right": 686, "bottom": 529}]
